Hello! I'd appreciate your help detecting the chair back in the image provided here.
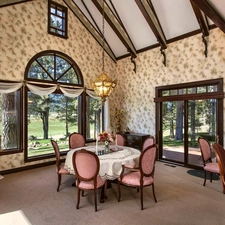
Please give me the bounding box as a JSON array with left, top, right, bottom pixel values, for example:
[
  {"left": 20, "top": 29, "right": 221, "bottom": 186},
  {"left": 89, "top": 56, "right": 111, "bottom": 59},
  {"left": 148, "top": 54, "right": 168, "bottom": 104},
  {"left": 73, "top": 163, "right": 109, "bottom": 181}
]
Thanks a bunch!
[
  {"left": 51, "top": 140, "right": 61, "bottom": 170},
  {"left": 198, "top": 137, "right": 212, "bottom": 165},
  {"left": 111, "top": 134, "right": 125, "bottom": 146},
  {"left": 139, "top": 144, "right": 157, "bottom": 176},
  {"left": 212, "top": 143, "right": 225, "bottom": 178},
  {"left": 69, "top": 132, "right": 85, "bottom": 149},
  {"left": 142, "top": 136, "right": 155, "bottom": 151},
  {"left": 72, "top": 149, "right": 100, "bottom": 182}
]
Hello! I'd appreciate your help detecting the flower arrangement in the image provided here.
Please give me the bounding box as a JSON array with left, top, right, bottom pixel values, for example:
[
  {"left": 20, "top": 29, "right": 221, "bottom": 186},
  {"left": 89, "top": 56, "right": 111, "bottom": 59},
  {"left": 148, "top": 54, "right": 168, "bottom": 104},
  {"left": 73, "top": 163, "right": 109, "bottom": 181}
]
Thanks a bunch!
[
  {"left": 111, "top": 108, "right": 124, "bottom": 123},
  {"left": 110, "top": 108, "right": 124, "bottom": 132},
  {"left": 98, "top": 131, "right": 115, "bottom": 146}
]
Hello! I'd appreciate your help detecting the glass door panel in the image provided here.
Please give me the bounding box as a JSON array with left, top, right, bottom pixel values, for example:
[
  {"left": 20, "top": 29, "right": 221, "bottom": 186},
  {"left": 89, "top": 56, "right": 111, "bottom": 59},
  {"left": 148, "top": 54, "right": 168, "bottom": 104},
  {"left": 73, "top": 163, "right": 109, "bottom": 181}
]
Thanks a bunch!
[
  {"left": 187, "top": 99, "right": 217, "bottom": 166},
  {"left": 162, "top": 101, "right": 184, "bottom": 163}
]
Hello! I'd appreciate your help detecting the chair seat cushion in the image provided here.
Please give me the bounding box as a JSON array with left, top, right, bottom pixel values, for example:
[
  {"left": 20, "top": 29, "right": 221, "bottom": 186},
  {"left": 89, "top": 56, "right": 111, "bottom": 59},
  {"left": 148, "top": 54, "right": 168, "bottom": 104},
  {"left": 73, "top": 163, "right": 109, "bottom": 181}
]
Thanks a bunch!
[
  {"left": 77, "top": 176, "right": 106, "bottom": 189},
  {"left": 204, "top": 162, "right": 219, "bottom": 173},
  {"left": 118, "top": 171, "right": 154, "bottom": 186},
  {"left": 58, "top": 165, "right": 70, "bottom": 175}
]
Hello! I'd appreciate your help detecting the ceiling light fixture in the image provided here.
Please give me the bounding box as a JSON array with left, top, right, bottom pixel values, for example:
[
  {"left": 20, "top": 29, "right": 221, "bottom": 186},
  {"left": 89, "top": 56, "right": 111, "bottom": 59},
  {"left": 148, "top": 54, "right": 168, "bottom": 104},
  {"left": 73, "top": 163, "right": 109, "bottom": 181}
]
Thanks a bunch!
[{"left": 91, "top": 0, "right": 117, "bottom": 104}]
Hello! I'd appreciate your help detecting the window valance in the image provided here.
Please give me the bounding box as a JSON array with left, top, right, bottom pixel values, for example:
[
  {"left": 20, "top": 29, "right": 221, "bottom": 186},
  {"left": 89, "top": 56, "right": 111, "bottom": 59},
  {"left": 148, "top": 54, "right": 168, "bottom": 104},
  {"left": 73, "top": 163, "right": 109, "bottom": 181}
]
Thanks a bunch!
[{"left": 0, "top": 81, "right": 99, "bottom": 99}]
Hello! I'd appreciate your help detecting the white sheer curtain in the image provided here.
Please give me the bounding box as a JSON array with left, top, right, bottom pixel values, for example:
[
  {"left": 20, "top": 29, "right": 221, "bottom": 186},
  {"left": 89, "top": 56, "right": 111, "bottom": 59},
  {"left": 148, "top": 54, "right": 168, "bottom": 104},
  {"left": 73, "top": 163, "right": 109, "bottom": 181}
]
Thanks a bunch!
[
  {"left": 86, "top": 89, "right": 100, "bottom": 99},
  {"left": 27, "top": 83, "right": 57, "bottom": 96},
  {"left": 60, "top": 86, "right": 84, "bottom": 97},
  {"left": 104, "top": 99, "right": 111, "bottom": 132},
  {"left": 0, "top": 82, "right": 23, "bottom": 93}
]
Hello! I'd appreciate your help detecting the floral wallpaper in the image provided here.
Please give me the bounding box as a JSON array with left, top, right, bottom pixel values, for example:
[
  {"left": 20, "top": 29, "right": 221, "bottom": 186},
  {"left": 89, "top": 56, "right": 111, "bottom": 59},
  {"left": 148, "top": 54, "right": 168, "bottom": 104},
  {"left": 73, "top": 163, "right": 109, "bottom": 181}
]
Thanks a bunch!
[
  {"left": 0, "top": 0, "right": 225, "bottom": 171},
  {"left": 111, "top": 29, "right": 225, "bottom": 136}
]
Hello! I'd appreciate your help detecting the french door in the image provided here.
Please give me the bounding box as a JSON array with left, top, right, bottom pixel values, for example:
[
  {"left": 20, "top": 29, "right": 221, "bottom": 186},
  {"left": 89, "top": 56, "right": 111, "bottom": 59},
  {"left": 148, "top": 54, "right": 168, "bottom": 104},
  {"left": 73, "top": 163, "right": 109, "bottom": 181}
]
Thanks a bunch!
[
  {"left": 161, "top": 99, "right": 217, "bottom": 167},
  {"left": 155, "top": 79, "right": 223, "bottom": 168}
]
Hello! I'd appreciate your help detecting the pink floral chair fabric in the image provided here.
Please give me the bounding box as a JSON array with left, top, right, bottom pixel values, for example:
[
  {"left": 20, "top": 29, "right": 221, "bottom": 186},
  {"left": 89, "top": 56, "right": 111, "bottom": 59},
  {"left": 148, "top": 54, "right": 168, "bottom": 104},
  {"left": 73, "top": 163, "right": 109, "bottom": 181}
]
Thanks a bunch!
[
  {"left": 212, "top": 143, "right": 225, "bottom": 194},
  {"left": 142, "top": 136, "right": 155, "bottom": 151},
  {"left": 110, "top": 134, "right": 125, "bottom": 146},
  {"left": 117, "top": 144, "right": 157, "bottom": 210},
  {"left": 72, "top": 149, "right": 107, "bottom": 212},
  {"left": 51, "top": 140, "right": 70, "bottom": 192},
  {"left": 69, "top": 132, "right": 85, "bottom": 149},
  {"left": 198, "top": 137, "right": 219, "bottom": 186}
]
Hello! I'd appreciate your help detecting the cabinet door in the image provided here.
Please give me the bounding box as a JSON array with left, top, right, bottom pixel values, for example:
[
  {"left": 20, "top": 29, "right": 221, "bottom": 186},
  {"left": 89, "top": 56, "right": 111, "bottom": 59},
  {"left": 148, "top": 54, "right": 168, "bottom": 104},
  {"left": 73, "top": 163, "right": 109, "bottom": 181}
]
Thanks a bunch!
[
  {"left": 126, "top": 135, "right": 133, "bottom": 147},
  {"left": 133, "top": 136, "right": 142, "bottom": 150}
]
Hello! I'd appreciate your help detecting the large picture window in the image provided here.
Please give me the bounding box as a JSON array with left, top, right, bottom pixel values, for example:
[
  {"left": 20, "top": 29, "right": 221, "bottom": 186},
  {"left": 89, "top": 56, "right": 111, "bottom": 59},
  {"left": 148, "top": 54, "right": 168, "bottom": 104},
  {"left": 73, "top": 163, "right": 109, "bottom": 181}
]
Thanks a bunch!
[
  {"left": 0, "top": 89, "right": 22, "bottom": 154},
  {"left": 24, "top": 50, "right": 102, "bottom": 161}
]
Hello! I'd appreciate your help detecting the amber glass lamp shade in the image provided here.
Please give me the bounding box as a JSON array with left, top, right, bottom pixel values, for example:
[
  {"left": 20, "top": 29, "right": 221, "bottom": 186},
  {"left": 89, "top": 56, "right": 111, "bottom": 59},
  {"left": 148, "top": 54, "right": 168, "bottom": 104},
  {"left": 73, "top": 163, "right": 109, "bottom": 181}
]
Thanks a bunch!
[{"left": 91, "top": 72, "right": 117, "bottom": 104}]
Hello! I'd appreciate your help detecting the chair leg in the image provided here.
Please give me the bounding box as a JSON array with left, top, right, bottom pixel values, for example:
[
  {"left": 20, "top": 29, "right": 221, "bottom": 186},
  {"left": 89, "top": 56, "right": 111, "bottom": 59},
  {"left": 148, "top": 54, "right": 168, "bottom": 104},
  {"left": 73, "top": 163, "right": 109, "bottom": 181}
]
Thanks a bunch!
[
  {"left": 152, "top": 183, "right": 157, "bottom": 203},
  {"left": 104, "top": 182, "right": 107, "bottom": 200},
  {"left": 210, "top": 172, "right": 213, "bottom": 182},
  {"left": 117, "top": 180, "right": 121, "bottom": 202},
  {"left": 94, "top": 189, "right": 97, "bottom": 212},
  {"left": 57, "top": 174, "right": 61, "bottom": 192},
  {"left": 76, "top": 188, "right": 80, "bottom": 209},
  {"left": 222, "top": 179, "right": 225, "bottom": 194},
  {"left": 140, "top": 187, "right": 144, "bottom": 210},
  {"left": 203, "top": 170, "right": 207, "bottom": 186}
]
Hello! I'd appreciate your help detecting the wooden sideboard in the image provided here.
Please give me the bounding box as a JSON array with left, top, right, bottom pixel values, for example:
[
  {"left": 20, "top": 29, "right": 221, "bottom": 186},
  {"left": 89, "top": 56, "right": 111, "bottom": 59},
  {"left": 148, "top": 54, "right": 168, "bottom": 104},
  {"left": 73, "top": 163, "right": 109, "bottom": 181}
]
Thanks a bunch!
[{"left": 121, "top": 133, "right": 150, "bottom": 151}]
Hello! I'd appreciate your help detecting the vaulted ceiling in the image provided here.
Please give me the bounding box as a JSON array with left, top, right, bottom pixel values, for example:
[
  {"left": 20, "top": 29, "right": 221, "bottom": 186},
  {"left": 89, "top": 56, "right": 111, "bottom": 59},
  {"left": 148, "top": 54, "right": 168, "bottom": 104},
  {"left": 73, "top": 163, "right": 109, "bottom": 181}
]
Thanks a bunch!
[{"left": 1, "top": 0, "right": 225, "bottom": 66}]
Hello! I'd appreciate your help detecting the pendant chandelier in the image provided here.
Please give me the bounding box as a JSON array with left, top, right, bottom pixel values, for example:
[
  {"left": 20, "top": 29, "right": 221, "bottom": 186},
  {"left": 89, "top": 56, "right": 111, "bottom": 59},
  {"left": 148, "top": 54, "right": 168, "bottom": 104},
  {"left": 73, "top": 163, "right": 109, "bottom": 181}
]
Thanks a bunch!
[{"left": 91, "top": 0, "right": 117, "bottom": 104}]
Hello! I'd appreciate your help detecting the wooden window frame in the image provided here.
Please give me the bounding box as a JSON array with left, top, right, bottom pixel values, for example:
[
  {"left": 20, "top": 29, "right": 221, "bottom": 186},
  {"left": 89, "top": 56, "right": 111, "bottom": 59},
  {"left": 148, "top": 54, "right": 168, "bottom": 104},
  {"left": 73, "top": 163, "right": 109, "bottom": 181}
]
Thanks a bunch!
[{"left": 48, "top": 0, "right": 68, "bottom": 39}]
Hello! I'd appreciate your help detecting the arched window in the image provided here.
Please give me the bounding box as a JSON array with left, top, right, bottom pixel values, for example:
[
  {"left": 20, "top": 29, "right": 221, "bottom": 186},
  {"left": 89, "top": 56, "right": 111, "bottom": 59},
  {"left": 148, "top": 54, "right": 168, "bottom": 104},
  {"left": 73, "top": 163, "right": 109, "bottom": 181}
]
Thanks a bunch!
[{"left": 24, "top": 50, "right": 102, "bottom": 161}]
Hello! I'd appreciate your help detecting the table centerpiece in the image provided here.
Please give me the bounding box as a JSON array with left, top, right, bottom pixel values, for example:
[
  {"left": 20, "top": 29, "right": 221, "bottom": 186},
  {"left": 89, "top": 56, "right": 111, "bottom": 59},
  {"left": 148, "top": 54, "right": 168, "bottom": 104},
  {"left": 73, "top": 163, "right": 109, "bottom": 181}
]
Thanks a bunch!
[{"left": 97, "top": 131, "right": 115, "bottom": 154}]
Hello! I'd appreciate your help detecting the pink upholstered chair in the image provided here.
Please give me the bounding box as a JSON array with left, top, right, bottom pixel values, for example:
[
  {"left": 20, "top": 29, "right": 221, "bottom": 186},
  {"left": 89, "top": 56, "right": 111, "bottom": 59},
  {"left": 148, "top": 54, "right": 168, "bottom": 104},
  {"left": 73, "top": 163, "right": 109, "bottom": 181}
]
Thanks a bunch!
[
  {"left": 69, "top": 132, "right": 85, "bottom": 149},
  {"left": 142, "top": 136, "right": 155, "bottom": 151},
  {"left": 72, "top": 149, "right": 107, "bottom": 212},
  {"left": 198, "top": 137, "right": 219, "bottom": 186},
  {"left": 51, "top": 140, "right": 71, "bottom": 192},
  {"left": 212, "top": 143, "right": 225, "bottom": 194},
  {"left": 111, "top": 134, "right": 125, "bottom": 146},
  {"left": 117, "top": 144, "right": 158, "bottom": 210}
]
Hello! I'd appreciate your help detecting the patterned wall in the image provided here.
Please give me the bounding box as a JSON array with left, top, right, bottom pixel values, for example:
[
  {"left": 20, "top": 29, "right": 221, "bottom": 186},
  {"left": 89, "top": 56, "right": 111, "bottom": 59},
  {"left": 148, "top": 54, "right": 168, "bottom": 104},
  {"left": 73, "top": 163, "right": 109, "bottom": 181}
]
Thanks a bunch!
[{"left": 0, "top": 0, "right": 225, "bottom": 171}]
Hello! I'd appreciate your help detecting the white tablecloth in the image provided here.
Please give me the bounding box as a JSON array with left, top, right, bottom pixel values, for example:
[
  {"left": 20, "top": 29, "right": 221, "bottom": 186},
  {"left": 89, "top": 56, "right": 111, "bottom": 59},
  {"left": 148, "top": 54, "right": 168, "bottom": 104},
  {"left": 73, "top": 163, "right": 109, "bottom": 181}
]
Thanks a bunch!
[{"left": 64, "top": 145, "right": 141, "bottom": 180}]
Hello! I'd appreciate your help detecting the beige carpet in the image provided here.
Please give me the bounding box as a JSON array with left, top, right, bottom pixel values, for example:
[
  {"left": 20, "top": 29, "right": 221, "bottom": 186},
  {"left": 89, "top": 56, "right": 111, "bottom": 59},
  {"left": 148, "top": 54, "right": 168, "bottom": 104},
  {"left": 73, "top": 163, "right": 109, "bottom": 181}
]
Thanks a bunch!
[{"left": 0, "top": 161, "right": 225, "bottom": 225}]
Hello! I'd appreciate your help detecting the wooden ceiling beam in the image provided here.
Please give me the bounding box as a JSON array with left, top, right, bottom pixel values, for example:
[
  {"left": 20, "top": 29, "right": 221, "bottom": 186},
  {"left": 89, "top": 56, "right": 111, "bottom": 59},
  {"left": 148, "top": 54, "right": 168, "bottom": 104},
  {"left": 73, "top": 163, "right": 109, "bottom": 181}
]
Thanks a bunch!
[
  {"left": 190, "top": 1, "right": 209, "bottom": 37},
  {"left": 190, "top": 1, "right": 209, "bottom": 57},
  {"left": 135, "top": 0, "right": 167, "bottom": 50},
  {"left": 135, "top": 0, "right": 167, "bottom": 66},
  {"left": 63, "top": 0, "right": 116, "bottom": 62},
  {"left": 0, "top": 0, "right": 32, "bottom": 8},
  {"left": 190, "top": 0, "right": 225, "bottom": 34},
  {"left": 92, "top": 0, "right": 136, "bottom": 58}
]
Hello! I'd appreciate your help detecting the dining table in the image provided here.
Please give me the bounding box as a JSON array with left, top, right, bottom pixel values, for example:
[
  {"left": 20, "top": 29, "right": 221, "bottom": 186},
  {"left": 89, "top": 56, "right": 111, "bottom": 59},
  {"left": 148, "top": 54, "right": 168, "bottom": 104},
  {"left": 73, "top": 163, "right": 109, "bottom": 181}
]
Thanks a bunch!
[
  {"left": 65, "top": 145, "right": 141, "bottom": 180},
  {"left": 64, "top": 145, "right": 141, "bottom": 202}
]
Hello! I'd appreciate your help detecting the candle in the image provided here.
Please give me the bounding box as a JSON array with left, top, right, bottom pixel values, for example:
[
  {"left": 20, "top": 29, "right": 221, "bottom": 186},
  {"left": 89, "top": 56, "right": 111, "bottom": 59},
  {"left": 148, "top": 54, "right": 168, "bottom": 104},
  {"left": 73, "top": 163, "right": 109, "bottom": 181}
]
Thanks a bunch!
[
  {"left": 115, "top": 134, "right": 118, "bottom": 151},
  {"left": 96, "top": 133, "right": 98, "bottom": 154}
]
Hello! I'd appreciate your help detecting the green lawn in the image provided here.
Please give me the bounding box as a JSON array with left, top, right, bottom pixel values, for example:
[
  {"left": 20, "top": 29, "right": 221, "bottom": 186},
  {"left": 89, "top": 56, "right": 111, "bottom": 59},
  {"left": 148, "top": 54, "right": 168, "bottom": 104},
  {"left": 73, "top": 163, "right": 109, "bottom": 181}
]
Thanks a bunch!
[
  {"left": 28, "top": 118, "right": 77, "bottom": 139},
  {"left": 28, "top": 118, "right": 77, "bottom": 157}
]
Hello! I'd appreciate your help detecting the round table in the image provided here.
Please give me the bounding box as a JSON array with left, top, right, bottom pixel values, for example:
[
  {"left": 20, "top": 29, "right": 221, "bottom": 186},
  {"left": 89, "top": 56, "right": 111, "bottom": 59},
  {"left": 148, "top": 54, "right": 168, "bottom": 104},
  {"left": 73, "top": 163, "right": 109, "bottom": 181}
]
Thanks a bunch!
[{"left": 64, "top": 145, "right": 141, "bottom": 180}]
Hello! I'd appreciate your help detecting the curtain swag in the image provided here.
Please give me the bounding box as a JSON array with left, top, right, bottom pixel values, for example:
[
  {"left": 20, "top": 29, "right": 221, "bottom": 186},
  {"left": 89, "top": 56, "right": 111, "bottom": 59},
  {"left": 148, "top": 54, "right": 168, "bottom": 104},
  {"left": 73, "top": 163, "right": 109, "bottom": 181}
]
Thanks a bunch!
[{"left": 0, "top": 81, "right": 100, "bottom": 99}]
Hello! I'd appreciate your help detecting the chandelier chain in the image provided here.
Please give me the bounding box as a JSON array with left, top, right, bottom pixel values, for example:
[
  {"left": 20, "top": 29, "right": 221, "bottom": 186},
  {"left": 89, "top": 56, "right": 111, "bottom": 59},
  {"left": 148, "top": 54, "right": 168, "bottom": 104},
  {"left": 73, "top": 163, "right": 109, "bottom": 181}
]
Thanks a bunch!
[{"left": 102, "top": 0, "right": 105, "bottom": 73}]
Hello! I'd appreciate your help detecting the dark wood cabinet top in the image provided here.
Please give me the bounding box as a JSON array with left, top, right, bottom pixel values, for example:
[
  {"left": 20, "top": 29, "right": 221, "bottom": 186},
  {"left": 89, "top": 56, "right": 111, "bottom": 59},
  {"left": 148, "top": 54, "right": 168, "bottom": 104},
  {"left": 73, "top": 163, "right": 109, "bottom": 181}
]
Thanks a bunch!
[{"left": 121, "top": 133, "right": 150, "bottom": 137}]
